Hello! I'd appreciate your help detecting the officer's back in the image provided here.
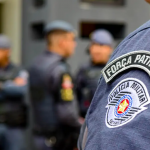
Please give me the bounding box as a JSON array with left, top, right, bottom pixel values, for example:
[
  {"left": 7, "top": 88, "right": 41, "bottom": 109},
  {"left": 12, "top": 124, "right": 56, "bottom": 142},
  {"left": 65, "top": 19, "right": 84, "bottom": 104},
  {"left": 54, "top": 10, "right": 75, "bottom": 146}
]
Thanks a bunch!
[{"left": 29, "top": 21, "right": 81, "bottom": 150}]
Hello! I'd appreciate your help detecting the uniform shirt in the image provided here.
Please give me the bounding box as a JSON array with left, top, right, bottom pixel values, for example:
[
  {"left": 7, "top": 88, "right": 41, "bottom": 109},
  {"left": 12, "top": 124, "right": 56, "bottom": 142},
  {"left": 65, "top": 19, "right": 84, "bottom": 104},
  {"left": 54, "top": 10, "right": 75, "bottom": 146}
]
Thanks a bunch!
[
  {"left": 76, "top": 62, "right": 105, "bottom": 117},
  {"left": 79, "top": 20, "right": 150, "bottom": 150},
  {"left": 29, "top": 51, "right": 80, "bottom": 132},
  {"left": 0, "top": 63, "right": 28, "bottom": 99},
  {"left": 0, "top": 63, "right": 28, "bottom": 126}
]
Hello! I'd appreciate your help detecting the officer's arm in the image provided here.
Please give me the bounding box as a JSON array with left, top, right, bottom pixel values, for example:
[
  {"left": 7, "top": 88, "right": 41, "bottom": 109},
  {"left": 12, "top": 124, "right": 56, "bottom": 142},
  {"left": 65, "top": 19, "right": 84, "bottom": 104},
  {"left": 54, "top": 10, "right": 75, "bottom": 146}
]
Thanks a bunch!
[
  {"left": 1, "top": 70, "right": 28, "bottom": 97},
  {"left": 57, "top": 73, "right": 81, "bottom": 127},
  {"left": 50, "top": 67, "right": 81, "bottom": 128}
]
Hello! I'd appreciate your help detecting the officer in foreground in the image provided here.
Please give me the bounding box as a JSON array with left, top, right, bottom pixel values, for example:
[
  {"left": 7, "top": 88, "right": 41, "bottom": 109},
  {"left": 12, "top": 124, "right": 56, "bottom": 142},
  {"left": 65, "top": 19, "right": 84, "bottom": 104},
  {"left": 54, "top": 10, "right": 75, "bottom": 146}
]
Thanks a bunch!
[
  {"left": 0, "top": 35, "right": 28, "bottom": 150},
  {"left": 78, "top": 0, "right": 150, "bottom": 149},
  {"left": 76, "top": 29, "right": 113, "bottom": 117},
  {"left": 29, "top": 20, "right": 82, "bottom": 150}
]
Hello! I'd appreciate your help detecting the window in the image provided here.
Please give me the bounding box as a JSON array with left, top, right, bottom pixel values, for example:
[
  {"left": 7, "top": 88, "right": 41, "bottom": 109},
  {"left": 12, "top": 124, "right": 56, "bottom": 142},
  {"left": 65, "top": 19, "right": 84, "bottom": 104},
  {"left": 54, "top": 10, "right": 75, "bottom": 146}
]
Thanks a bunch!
[
  {"left": 33, "top": 0, "right": 45, "bottom": 8},
  {"left": 81, "top": 0, "right": 125, "bottom": 6},
  {"left": 80, "top": 21, "right": 126, "bottom": 39},
  {"left": 30, "top": 22, "right": 45, "bottom": 40}
]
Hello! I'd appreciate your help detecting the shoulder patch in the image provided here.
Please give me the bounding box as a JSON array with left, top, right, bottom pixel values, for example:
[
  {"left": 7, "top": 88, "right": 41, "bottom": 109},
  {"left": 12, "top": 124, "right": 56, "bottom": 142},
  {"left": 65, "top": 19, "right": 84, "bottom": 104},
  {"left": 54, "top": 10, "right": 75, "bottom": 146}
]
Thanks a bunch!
[
  {"left": 61, "top": 74, "right": 74, "bottom": 101},
  {"left": 61, "top": 74, "right": 73, "bottom": 89},
  {"left": 102, "top": 50, "right": 150, "bottom": 83},
  {"left": 106, "top": 78, "right": 150, "bottom": 128}
]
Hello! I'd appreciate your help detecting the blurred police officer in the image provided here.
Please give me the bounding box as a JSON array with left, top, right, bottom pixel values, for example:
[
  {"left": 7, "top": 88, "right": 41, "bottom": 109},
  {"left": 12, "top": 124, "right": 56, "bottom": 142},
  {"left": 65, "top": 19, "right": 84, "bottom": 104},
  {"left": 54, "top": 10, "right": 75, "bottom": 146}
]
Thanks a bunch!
[
  {"left": 78, "top": 1, "right": 150, "bottom": 150},
  {"left": 76, "top": 29, "right": 113, "bottom": 117},
  {"left": 0, "top": 35, "right": 28, "bottom": 150},
  {"left": 29, "top": 20, "right": 81, "bottom": 150}
]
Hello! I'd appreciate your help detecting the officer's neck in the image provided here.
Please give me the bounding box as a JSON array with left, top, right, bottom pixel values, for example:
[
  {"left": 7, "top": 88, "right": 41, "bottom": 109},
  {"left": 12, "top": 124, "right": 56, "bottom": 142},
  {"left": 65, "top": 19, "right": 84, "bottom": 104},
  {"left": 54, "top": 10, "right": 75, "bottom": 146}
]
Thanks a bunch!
[
  {"left": 91, "top": 61, "right": 106, "bottom": 67},
  {"left": 48, "top": 46, "right": 66, "bottom": 57},
  {"left": 0, "top": 59, "right": 9, "bottom": 69}
]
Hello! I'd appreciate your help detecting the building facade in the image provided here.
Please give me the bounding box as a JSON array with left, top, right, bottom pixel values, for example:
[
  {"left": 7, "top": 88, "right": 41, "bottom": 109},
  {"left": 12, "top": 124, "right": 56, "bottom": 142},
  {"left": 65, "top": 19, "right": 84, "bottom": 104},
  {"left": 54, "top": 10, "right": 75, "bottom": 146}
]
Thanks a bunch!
[{"left": 0, "top": 0, "right": 150, "bottom": 70}]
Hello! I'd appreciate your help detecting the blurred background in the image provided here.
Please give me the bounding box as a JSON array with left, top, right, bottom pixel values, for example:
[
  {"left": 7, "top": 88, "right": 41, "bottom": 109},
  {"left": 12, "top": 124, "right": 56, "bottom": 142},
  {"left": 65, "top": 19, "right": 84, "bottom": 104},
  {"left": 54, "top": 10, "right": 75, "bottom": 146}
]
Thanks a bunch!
[
  {"left": 0, "top": 1, "right": 150, "bottom": 150},
  {"left": 0, "top": 0, "right": 150, "bottom": 72}
]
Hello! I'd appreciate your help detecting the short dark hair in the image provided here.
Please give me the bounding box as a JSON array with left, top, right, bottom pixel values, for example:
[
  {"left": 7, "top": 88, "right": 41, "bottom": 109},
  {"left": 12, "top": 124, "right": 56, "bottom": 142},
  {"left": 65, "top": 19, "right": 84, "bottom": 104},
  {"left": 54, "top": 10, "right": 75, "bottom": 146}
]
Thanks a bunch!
[{"left": 46, "top": 29, "right": 68, "bottom": 45}]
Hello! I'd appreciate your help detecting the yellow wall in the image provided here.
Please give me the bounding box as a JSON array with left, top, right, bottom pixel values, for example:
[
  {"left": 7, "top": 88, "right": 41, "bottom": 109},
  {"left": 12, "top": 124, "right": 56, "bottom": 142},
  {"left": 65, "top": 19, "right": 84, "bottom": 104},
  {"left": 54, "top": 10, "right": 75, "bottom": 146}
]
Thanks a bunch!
[{"left": 1, "top": 0, "right": 22, "bottom": 64}]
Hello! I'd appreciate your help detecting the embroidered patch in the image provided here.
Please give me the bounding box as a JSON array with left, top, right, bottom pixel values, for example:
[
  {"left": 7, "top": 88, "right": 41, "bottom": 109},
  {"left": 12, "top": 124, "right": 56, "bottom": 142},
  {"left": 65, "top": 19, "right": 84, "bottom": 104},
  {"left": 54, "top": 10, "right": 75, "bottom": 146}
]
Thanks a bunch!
[
  {"left": 105, "top": 78, "right": 150, "bottom": 128},
  {"left": 102, "top": 50, "right": 150, "bottom": 83},
  {"left": 61, "top": 74, "right": 74, "bottom": 101},
  {"left": 61, "top": 74, "right": 73, "bottom": 89}
]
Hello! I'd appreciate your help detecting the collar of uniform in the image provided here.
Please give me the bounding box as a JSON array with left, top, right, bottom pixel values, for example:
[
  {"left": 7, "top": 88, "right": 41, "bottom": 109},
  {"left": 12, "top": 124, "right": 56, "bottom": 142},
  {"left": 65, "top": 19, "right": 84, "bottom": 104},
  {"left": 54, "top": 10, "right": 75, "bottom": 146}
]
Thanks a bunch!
[
  {"left": 0, "top": 63, "right": 13, "bottom": 71},
  {"left": 91, "top": 61, "right": 106, "bottom": 68},
  {"left": 45, "top": 50, "right": 65, "bottom": 61},
  {"left": 126, "top": 20, "right": 150, "bottom": 40}
]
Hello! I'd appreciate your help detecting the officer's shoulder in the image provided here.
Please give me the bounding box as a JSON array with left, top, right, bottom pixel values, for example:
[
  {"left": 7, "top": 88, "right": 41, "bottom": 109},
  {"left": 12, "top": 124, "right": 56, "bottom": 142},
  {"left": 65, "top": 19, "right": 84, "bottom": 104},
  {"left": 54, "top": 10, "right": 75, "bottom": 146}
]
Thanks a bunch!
[
  {"left": 9, "top": 63, "right": 24, "bottom": 72},
  {"left": 55, "top": 61, "right": 69, "bottom": 73},
  {"left": 102, "top": 20, "right": 150, "bottom": 83},
  {"left": 8, "top": 63, "right": 28, "bottom": 79},
  {"left": 10, "top": 63, "right": 19, "bottom": 68},
  {"left": 29, "top": 52, "right": 53, "bottom": 72},
  {"left": 108, "top": 20, "right": 150, "bottom": 63},
  {"left": 127, "top": 20, "right": 150, "bottom": 40},
  {"left": 29, "top": 52, "right": 46, "bottom": 67}
]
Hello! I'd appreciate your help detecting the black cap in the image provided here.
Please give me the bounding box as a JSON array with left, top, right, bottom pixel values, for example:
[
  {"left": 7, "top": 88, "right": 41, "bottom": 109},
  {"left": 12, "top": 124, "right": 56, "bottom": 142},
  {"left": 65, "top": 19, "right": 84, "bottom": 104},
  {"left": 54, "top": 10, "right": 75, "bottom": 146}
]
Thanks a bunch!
[{"left": 44, "top": 20, "right": 76, "bottom": 35}]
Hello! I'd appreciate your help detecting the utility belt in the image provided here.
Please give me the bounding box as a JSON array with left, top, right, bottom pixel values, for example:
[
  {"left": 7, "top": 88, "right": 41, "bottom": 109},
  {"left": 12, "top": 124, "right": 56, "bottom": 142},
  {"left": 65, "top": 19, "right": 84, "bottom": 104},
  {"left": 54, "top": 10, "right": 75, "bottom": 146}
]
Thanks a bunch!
[
  {"left": 0, "top": 103, "right": 28, "bottom": 128},
  {"left": 33, "top": 125, "right": 80, "bottom": 149},
  {"left": 33, "top": 126, "right": 62, "bottom": 148},
  {"left": 33, "top": 126, "right": 59, "bottom": 137}
]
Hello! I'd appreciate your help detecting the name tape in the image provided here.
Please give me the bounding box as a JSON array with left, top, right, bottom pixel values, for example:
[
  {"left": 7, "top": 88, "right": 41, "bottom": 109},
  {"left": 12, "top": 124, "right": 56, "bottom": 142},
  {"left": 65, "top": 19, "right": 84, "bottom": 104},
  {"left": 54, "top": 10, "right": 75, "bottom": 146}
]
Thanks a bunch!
[{"left": 102, "top": 50, "right": 150, "bottom": 83}]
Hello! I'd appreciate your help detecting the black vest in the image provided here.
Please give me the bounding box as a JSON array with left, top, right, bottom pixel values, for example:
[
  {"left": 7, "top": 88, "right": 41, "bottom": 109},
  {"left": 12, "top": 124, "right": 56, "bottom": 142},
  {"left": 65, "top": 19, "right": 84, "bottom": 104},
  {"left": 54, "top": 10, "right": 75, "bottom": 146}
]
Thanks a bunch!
[
  {"left": 29, "top": 51, "right": 68, "bottom": 132},
  {"left": 77, "top": 63, "right": 104, "bottom": 116},
  {"left": 0, "top": 64, "right": 27, "bottom": 127}
]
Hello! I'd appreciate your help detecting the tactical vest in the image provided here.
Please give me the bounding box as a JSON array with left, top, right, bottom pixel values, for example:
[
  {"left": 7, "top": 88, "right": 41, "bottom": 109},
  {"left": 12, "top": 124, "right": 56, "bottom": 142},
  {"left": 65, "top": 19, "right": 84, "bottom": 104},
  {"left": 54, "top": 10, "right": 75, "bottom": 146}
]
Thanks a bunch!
[
  {"left": 0, "top": 64, "right": 28, "bottom": 128},
  {"left": 29, "top": 53, "right": 63, "bottom": 134},
  {"left": 80, "top": 65, "right": 103, "bottom": 116}
]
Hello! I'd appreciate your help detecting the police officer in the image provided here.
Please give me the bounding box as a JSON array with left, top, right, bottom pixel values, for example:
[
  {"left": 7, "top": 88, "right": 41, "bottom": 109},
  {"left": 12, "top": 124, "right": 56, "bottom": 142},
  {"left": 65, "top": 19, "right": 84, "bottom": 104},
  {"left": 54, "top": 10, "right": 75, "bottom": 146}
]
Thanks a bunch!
[
  {"left": 29, "top": 20, "right": 82, "bottom": 150},
  {"left": 0, "top": 35, "right": 28, "bottom": 150},
  {"left": 76, "top": 29, "right": 113, "bottom": 117},
  {"left": 78, "top": 1, "right": 150, "bottom": 150}
]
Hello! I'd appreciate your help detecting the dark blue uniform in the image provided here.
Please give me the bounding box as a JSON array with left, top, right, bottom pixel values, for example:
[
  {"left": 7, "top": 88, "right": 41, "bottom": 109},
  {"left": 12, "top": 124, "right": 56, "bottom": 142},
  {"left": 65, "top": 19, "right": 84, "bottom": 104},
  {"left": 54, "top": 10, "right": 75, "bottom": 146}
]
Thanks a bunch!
[
  {"left": 29, "top": 51, "right": 80, "bottom": 150},
  {"left": 76, "top": 62, "right": 105, "bottom": 117},
  {"left": 76, "top": 29, "right": 113, "bottom": 118},
  {"left": 0, "top": 63, "right": 28, "bottom": 150},
  {"left": 78, "top": 20, "right": 150, "bottom": 150}
]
